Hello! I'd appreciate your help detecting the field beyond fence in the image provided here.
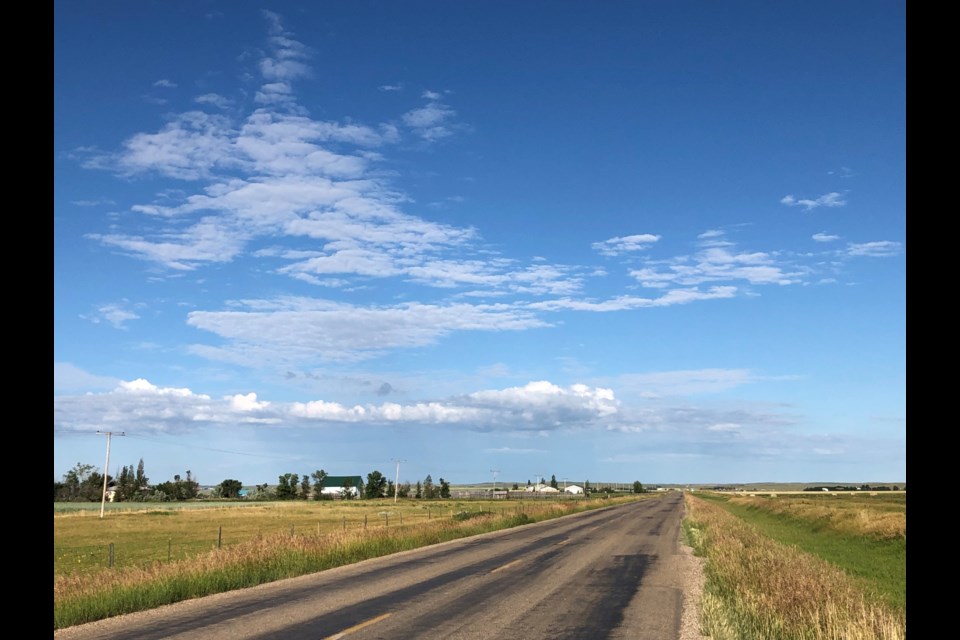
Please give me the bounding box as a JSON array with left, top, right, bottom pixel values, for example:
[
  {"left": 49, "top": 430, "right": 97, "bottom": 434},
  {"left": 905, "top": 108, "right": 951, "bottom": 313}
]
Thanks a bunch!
[
  {"left": 55, "top": 497, "right": 582, "bottom": 576},
  {"left": 55, "top": 494, "right": 651, "bottom": 629}
]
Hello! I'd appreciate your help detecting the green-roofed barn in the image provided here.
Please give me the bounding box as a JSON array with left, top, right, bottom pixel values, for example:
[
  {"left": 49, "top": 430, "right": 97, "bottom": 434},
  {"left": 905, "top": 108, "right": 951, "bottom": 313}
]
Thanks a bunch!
[{"left": 316, "top": 475, "right": 363, "bottom": 499}]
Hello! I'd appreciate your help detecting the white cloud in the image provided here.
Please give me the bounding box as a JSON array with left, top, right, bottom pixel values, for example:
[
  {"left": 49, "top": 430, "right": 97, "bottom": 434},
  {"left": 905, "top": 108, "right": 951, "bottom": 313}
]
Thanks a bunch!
[
  {"left": 228, "top": 392, "right": 271, "bottom": 411},
  {"left": 55, "top": 378, "right": 620, "bottom": 434},
  {"left": 195, "top": 93, "right": 232, "bottom": 109},
  {"left": 592, "top": 234, "right": 661, "bottom": 256},
  {"left": 827, "top": 167, "right": 854, "bottom": 178},
  {"left": 379, "top": 84, "right": 403, "bottom": 92},
  {"left": 528, "top": 286, "right": 738, "bottom": 312},
  {"left": 812, "top": 232, "right": 840, "bottom": 242},
  {"left": 630, "top": 243, "right": 801, "bottom": 289},
  {"left": 186, "top": 297, "right": 550, "bottom": 365},
  {"left": 153, "top": 79, "right": 177, "bottom": 88},
  {"left": 72, "top": 199, "right": 116, "bottom": 207},
  {"left": 88, "top": 217, "right": 252, "bottom": 270},
  {"left": 402, "top": 92, "right": 460, "bottom": 142},
  {"left": 780, "top": 192, "right": 847, "bottom": 210},
  {"left": 707, "top": 423, "right": 741, "bottom": 432},
  {"left": 111, "top": 111, "right": 239, "bottom": 180},
  {"left": 846, "top": 241, "right": 902, "bottom": 257},
  {"left": 90, "top": 303, "right": 140, "bottom": 329},
  {"left": 118, "top": 378, "right": 205, "bottom": 397}
]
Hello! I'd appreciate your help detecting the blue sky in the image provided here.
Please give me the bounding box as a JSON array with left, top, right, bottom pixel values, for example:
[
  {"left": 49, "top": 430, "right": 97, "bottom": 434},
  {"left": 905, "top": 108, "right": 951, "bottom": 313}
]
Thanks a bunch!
[{"left": 54, "top": 1, "right": 905, "bottom": 489}]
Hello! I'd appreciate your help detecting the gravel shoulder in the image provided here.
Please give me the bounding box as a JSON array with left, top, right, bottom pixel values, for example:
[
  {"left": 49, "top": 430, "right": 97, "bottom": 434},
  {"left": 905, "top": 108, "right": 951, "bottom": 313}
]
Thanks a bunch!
[{"left": 677, "top": 538, "right": 709, "bottom": 640}]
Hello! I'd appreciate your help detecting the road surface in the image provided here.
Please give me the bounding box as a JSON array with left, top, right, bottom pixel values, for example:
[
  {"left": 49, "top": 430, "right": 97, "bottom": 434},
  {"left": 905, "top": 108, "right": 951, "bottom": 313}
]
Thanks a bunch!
[{"left": 56, "top": 493, "right": 691, "bottom": 640}]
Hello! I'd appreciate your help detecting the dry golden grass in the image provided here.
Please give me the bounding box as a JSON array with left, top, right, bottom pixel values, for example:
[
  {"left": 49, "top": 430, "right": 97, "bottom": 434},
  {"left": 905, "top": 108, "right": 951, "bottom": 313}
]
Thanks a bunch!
[
  {"left": 54, "top": 498, "right": 533, "bottom": 574},
  {"left": 723, "top": 494, "right": 906, "bottom": 540},
  {"left": 55, "top": 496, "right": 640, "bottom": 625},
  {"left": 684, "top": 493, "right": 905, "bottom": 640}
]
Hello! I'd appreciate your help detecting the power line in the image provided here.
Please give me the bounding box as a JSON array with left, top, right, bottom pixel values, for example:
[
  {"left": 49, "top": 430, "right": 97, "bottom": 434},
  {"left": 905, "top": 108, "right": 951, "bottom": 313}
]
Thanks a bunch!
[{"left": 122, "top": 433, "right": 290, "bottom": 459}]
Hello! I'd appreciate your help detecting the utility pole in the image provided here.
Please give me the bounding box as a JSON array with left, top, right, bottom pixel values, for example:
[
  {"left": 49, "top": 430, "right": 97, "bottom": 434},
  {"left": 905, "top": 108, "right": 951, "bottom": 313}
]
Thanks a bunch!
[
  {"left": 392, "top": 458, "right": 406, "bottom": 503},
  {"left": 96, "top": 431, "right": 125, "bottom": 519},
  {"left": 490, "top": 469, "right": 499, "bottom": 493}
]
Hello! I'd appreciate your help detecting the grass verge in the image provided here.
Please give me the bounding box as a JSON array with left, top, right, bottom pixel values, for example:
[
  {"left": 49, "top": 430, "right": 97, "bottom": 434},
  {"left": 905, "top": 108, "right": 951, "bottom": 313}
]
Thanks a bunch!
[
  {"left": 682, "top": 493, "right": 905, "bottom": 640},
  {"left": 701, "top": 493, "right": 905, "bottom": 613}
]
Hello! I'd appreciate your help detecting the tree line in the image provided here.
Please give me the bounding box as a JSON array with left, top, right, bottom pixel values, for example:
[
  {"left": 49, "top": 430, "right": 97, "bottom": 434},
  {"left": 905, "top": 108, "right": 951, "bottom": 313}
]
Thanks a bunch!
[
  {"left": 54, "top": 460, "right": 200, "bottom": 502},
  {"left": 55, "top": 460, "right": 646, "bottom": 503},
  {"left": 53, "top": 461, "right": 454, "bottom": 502}
]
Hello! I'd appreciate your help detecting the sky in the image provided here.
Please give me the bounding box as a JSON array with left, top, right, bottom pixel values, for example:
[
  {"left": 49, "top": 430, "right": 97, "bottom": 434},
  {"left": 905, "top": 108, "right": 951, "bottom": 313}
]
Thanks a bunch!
[{"left": 54, "top": 1, "right": 906, "bottom": 489}]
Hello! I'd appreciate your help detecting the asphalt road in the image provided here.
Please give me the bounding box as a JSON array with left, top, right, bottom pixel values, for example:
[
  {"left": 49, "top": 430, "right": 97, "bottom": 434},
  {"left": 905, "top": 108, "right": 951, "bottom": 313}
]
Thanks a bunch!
[{"left": 56, "top": 493, "right": 688, "bottom": 640}]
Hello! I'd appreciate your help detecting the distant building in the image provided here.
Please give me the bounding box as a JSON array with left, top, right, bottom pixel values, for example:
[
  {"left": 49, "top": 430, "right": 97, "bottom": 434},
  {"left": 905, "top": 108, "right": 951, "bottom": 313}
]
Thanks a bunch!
[
  {"left": 317, "top": 475, "right": 363, "bottom": 498},
  {"left": 525, "top": 483, "right": 559, "bottom": 493},
  {"left": 564, "top": 485, "right": 584, "bottom": 494}
]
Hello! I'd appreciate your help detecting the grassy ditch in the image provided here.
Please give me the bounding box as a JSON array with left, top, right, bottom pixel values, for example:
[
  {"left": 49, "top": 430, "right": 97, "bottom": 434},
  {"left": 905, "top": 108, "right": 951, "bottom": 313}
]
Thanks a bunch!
[
  {"left": 702, "top": 492, "right": 905, "bottom": 612},
  {"left": 682, "top": 492, "right": 905, "bottom": 640},
  {"left": 54, "top": 495, "right": 648, "bottom": 630}
]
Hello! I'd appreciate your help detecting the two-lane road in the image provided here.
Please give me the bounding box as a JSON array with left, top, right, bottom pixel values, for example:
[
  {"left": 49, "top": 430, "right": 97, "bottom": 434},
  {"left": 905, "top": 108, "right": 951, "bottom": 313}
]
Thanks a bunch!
[{"left": 56, "top": 494, "right": 689, "bottom": 640}]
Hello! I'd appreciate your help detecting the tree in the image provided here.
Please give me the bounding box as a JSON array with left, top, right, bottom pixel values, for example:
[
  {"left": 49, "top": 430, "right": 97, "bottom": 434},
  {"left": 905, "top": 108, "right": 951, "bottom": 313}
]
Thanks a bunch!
[
  {"left": 251, "top": 483, "right": 273, "bottom": 500},
  {"left": 135, "top": 458, "right": 148, "bottom": 493},
  {"left": 438, "top": 478, "right": 451, "bottom": 498},
  {"left": 423, "top": 475, "right": 435, "bottom": 499},
  {"left": 154, "top": 471, "right": 200, "bottom": 501},
  {"left": 398, "top": 481, "right": 411, "bottom": 498},
  {"left": 365, "top": 470, "right": 387, "bottom": 499},
  {"left": 276, "top": 473, "right": 299, "bottom": 500},
  {"left": 115, "top": 464, "right": 134, "bottom": 502},
  {"left": 632, "top": 481, "right": 644, "bottom": 494},
  {"left": 550, "top": 475, "right": 558, "bottom": 489},
  {"left": 217, "top": 479, "right": 243, "bottom": 499},
  {"left": 340, "top": 477, "right": 356, "bottom": 500},
  {"left": 512, "top": 483, "right": 519, "bottom": 490},
  {"left": 311, "top": 469, "right": 328, "bottom": 499},
  {"left": 299, "top": 475, "right": 311, "bottom": 500},
  {"left": 57, "top": 463, "right": 97, "bottom": 501},
  {"left": 415, "top": 481, "right": 422, "bottom": 499}
]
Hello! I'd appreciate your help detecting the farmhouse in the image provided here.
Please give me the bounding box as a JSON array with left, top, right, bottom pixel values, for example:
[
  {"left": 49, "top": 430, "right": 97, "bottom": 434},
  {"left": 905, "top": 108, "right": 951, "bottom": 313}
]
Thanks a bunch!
[
  {"left": 316, "top": 475, "right": 363, "bottom": 498},
  {"left": 525, "top": 483, "right": 560, "bottom": 493}
]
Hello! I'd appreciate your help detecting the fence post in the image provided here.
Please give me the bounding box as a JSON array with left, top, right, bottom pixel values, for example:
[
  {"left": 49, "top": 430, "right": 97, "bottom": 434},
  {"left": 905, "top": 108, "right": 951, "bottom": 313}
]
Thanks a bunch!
[
  {"left": 342, "top": 516, "right": 346, "bottom": 531},
  {"left": 364, "top": 514, "right": 367, "bottom": 530},
  {"left": 168, "top": 539, "right": 171, "bottom": 562},
  {"left": 218, "top": 526, "right": 222, "bottom": 549},
  {"left": 108, "top": 542, "right": 114, "bottom": 568}
]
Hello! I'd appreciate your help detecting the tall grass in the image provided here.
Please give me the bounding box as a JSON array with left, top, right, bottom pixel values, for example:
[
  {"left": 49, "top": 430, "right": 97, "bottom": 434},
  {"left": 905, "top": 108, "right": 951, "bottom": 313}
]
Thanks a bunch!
[
  {"left": 683, "top": 493, "right": 905, "bottom": 640},
  {"left": 705, "top": 493, "right": 906, "bottom": 612},
  {"left": 54, "top": 497, "right": 638, "bottom": 630}
]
